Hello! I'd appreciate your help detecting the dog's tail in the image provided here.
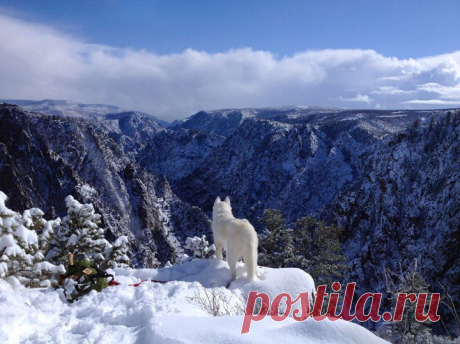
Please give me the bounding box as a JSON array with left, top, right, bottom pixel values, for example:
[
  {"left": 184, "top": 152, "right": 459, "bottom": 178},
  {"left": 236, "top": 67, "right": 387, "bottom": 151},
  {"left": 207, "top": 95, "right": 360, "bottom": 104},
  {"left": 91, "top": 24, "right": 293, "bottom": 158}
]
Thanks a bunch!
[{"left": 243, "top": 220, "right": 258, "bottom": 281}]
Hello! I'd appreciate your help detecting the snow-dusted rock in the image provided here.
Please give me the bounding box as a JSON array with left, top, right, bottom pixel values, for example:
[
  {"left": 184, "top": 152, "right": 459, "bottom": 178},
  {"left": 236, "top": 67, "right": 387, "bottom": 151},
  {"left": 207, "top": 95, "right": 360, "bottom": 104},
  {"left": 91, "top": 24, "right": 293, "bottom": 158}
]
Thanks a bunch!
[{"left": 0, "top": 104, "right": 210, "bottom": 267}]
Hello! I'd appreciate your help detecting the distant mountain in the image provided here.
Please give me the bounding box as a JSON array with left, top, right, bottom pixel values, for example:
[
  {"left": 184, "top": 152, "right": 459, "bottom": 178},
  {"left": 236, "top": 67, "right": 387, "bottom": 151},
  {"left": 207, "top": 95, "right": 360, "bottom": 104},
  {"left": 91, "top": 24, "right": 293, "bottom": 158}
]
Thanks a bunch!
[
  {"left": 164, "top": 107, "right": 445, "bottom": 221},
  {"left": 0, "top": 99, "right": 123, "bottom": 118},
  {"left": 0, "top": 99, "right": 170, "bottom": 127},
  {"left": 172, "top": 106, "right": 434, "bottom": 137}
]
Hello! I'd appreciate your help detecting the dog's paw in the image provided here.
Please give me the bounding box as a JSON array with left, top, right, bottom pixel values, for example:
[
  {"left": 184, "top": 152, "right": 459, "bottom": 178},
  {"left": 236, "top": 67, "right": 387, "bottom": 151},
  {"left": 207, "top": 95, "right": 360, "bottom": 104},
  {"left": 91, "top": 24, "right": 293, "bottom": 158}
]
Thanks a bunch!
[{"left": 226, "top": 278, "right": 235, "bottom": 288}]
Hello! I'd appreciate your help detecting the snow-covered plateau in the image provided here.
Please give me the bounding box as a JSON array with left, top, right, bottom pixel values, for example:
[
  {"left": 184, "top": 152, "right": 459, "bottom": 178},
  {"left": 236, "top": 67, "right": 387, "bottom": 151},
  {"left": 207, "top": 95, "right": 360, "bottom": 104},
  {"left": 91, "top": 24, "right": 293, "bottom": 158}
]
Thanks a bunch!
[{"left": 0, "top": 259, "right": 386, "bottom": 344}]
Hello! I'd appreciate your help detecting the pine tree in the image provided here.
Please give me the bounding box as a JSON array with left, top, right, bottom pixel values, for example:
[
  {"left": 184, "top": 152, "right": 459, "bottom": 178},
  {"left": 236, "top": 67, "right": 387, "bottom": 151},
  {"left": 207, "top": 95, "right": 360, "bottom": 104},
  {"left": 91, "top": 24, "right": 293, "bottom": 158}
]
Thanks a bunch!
[
  {"left": 145, "top": 251, "right": 161, "bottom": 268},
  {"left": 383, "top": 260, "right": 432, "bottom": 343},
  {"left": 294, "top": 216, "right": 348, "bottom": 314},
  {"left": 183, "top": 235, "right": 216, "bottom": 259},
  {"left": 22, "top": 208, "right": 63, "bottom": 287},
  {"left": 107, "top": 236, "right": 131, "bottom": 268},
  {"left": 409, "top": 118, "right": 421, "bottom": 140},
  {"left": 429, "top": 115, "right": 436, "bottom": 131},
  {"left": 258, "top": 209, "right": 296, "bottom": 268},
  {"left": 258, "top": 212, "right": 347, "bottom": 287},
  {"left": 259, "top": 209, "right": 283, "bottom": 267},
  {"left": 48, "top": 196, "right": 111, "bottom": 266},
  {"left": 309, "top": 220, "right": 348, "bottom": 286},
  {"left": 293, "top": 216, "right": 315, "bottom": 271},
  {"left": 0, "top": 191, "right": 64, "bottom": 287},
  {"left": 445, "top": 111, "right": 453, "bottom": 126},
  {"left": 295, "top": 216, "right": 348, "bottom": 284}
]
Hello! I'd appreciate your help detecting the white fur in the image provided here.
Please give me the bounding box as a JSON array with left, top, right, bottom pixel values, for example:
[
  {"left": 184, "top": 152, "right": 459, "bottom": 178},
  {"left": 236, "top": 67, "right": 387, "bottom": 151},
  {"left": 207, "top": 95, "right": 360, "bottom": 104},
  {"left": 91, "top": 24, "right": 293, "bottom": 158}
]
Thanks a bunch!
[{"left": 212, "top": 196, "right": 258, "bottom": 281}]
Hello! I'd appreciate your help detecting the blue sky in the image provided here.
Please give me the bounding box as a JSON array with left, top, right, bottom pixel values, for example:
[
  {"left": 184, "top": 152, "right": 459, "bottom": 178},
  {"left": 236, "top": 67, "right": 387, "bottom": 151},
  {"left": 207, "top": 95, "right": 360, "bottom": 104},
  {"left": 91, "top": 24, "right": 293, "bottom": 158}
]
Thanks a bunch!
[
  {"left": 0, "top": 1, "right": 459, "bottom": 120},
  {"left": 3, "top": 0, "right": 459, "bottom": 58}
]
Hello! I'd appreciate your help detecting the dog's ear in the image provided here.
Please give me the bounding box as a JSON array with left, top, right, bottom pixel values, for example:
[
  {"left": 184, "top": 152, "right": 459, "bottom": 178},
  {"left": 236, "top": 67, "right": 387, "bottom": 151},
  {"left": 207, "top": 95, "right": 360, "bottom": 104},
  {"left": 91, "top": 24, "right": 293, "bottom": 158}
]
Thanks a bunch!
[
  {"left": 215, "top": 196, "right": 221, "bottom": 204},
  {"left": 225, "top": 196, "right": 231, "bottom": 204}
]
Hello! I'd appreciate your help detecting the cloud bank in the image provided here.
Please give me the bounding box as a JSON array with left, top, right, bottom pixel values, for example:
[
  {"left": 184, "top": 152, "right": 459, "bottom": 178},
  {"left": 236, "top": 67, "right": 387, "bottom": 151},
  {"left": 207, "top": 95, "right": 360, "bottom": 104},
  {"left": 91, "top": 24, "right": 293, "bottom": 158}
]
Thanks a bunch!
[{"left": 1, "top": 15, "right": 460, "bottom": 120}]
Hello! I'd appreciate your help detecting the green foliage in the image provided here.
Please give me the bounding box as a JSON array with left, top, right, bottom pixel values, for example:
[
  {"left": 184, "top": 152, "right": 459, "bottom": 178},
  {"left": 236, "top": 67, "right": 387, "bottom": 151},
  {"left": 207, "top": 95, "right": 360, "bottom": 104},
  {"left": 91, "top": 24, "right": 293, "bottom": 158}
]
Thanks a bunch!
[
  {"left": 48, "top": 195, "right": 133, "bottom": 270},
  {"left": 184, "top": 235, "right": 216, "bottom": 259},
  {"left": 0, "top": 191, "right": 64, "bottom": 287},
  {"left": 308, "top": 219, "right": 347, "bottom": 286},
  {"left": 258, "top": 209, "right": 296, "bottom": 268},
  {"left": 258, "top": 210, "right": 348, "bottom": 286},
  {"left": 383, "top": 260, "right": 432, "bottom": 341},
  {"left": 108, "top": 236, "right": 131, "bottom": 268}
]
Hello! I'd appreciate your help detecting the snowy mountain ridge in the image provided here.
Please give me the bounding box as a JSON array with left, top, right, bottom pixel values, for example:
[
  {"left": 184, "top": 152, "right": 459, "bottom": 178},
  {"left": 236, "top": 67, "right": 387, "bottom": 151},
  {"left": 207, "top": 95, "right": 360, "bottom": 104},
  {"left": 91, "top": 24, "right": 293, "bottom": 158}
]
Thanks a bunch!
[
  {"left": 0, "top": 99, "right": 124, "bottom": 118},
  {"left": 0, "top": 99, "right": 170, "bottom": 127},
  {"left": 1, "top": 101, "right": 459, "bottom": 335},
  {"left": 172, "top": 106, "right": 440, "bottom": 137}
]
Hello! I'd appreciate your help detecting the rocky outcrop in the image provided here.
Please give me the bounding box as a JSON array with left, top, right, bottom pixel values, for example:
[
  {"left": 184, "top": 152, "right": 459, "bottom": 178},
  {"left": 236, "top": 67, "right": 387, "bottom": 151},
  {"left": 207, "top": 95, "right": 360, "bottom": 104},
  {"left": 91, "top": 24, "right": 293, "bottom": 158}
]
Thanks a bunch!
[{"left": 0, "top": 104, "right": 209, "bottom": 266}]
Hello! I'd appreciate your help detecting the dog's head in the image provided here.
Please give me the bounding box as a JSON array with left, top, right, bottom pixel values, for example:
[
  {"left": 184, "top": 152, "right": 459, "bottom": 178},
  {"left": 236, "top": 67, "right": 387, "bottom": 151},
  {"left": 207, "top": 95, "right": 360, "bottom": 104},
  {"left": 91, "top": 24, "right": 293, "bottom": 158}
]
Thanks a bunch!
[{"left": 213, "top": 196, "right": 232, "bottom": 214}]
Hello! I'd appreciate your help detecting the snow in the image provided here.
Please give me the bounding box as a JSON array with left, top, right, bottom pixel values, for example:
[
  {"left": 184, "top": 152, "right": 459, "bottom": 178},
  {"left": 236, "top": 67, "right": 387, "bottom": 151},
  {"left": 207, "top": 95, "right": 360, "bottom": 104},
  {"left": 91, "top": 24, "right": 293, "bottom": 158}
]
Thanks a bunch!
[
  {"left": 76, "top": 184, "right": 98, "bottom": 200},
  {"left": 0, "top": 191, "right": 65, "bottom": 285},
  {"left": 0, "top": 234, "right": 28, "bottom": 259},
  {"left": 112, "top": 258, "right": 232, "bottom": 288},
  {"left": 22, "top": 208, "right": 45, "bottom": 227},
  {"left": 0, "top": 262, "right": 7, "bottom": 278},
  {"left": 0, "top": 191, "right": 14, "bottom": 216},
  {"left": 2, "top": 99, "right": 126, "bottom": 119},
  {"left": 34, "top": 261, "right": 66, "bottom": 274},
  {"left": 114, "top": 236, "right": 129, "bottom": 247},
  {"left": 0, "top": 259, "right": 387, "bottom": 343},
  {"left": 154, "top": 314, "right": 388, "bottom": 344},
  {"left": 14, "top": 225, "right": 38, "bottom": 246},
  {"left": 378, "top": 114, "right": 407, "bottom": 118},
  {"left": 231, "top": 266, "right": 316, "bottom": 308}
]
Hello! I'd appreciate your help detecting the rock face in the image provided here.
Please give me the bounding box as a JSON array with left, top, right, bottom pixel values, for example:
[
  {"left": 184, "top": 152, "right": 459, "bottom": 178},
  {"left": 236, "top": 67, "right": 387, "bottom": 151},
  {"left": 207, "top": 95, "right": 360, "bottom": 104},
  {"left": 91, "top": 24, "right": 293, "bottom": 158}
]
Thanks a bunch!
[
  {"left": 139, "top": 128, "right": 224, "bottom": 182},
  {"left": 170, "top": 108, "right": 436, "bottom": 223},
  {"left": 334, "top": 115, "right": 460, "bottom": 329},
  {"left": 0, "top": 104, "right": 209, "bottom": 266}
]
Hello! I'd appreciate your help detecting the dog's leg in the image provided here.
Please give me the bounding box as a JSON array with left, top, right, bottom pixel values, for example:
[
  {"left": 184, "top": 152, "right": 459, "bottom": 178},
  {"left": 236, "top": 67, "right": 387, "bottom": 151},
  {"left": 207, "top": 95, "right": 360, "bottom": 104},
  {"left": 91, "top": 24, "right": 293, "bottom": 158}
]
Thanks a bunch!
[
  {"left": 222, "top": 244, "right": 227, "bottom": 260},
  {"left": 216, "top": 242, "right": 223, "bottom": 260},
  {"left": 227, "top": 241, "right": 238, "bottom": 281},
  {"left": 243, "top": 243, "right": 257, "bottom": 281}
]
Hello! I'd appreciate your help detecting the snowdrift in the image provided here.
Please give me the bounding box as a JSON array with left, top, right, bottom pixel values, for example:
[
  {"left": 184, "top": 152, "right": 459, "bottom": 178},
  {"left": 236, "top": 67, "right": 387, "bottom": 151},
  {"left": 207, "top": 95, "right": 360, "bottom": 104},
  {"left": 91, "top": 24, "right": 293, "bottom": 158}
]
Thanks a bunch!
[{"left": 0, "top": 259, "right": 387, "bottom": 343}]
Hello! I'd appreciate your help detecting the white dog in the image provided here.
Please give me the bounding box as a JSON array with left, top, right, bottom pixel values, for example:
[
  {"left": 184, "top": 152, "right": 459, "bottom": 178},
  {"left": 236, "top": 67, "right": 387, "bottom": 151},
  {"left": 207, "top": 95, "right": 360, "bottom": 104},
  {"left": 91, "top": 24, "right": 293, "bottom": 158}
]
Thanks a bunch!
[{"left": 212, "top": 196, "right": 258, "bottom": 281}]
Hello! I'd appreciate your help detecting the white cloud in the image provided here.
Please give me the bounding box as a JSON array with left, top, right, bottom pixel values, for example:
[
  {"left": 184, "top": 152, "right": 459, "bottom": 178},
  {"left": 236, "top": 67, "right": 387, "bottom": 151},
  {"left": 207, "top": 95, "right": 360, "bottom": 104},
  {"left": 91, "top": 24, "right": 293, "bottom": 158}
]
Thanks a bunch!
[
  {"left": 371, "top": 86, "right": 415, "bottom": 95},
  {"left": 416, "top": 82, "right": 460, "bottom": 99},
  {"left": 405, "top": 99, "right": 460, "bottom": 105},
  {"left": 0, "top": 14, "right": 460, "bottom": 121},
  {"left": 338, "top": 94, "right": 374, "bottom": 103}
]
